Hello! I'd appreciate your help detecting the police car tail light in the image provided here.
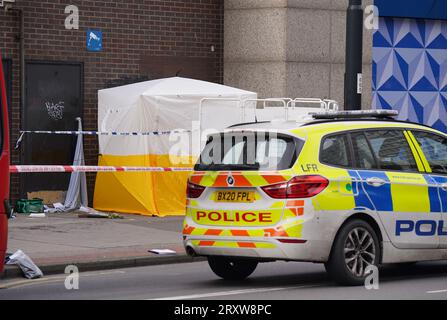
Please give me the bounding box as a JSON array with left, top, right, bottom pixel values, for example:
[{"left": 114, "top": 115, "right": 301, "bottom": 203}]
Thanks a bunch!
[
  {"left": 261, "top": 181, "right": 288, "bottom": 199},
  {"left": 262, "top": 175, "right": 329, "bottom": 199},
  {"left": 187, "top": 181, "right": 205, "bottom": 199},
  {"left": 287, "top": 176, "right": 329, "bottom": 198}
]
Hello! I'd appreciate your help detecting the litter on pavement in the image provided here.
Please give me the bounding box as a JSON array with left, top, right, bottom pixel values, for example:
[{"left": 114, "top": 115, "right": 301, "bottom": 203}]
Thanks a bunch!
[
  {"left": 149, "top": 249, "right": 177, "bottom": 255},
  {"left": 6, "top": 250, "right": 44, "bottom": 279},
  {"left": 78, "top": 212, "right": 109, "bottom": 219},
  {"left": 29, "top": 213, "right": 46, "bottom": 218},
  {"left": 78, "top": 211, "right": 124, "bottom": 219},
  {"left": 44, "top": 202, "right": 65, "bottom": 213}
]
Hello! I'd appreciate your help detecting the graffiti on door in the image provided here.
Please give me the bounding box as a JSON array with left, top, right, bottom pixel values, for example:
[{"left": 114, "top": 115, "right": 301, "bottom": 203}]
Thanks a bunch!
[{"left": 45, "top": 101, "right": 65, "bottom": 121}]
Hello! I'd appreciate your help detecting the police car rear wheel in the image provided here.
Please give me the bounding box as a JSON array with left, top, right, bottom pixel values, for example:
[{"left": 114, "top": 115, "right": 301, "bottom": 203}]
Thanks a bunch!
[
  {"left": 325, "top": 220, "right": 380, "bottom": 286},
  {"left": 208, "top": 257, "right": 258, "bottom": 280}
]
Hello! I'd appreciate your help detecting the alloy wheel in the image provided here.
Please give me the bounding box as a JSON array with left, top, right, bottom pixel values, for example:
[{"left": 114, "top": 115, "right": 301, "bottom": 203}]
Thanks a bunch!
[{"left": 344, "top": 227, "right": 376, "bottom": 277}]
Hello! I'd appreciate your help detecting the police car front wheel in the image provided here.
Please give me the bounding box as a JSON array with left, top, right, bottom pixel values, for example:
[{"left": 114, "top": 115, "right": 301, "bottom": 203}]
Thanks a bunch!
[
  {"left": 325, "top": 220, "right": 380, "bottom": 286},
  {"left": 208, "top": 257, "right": 258, "bottom": 281}
]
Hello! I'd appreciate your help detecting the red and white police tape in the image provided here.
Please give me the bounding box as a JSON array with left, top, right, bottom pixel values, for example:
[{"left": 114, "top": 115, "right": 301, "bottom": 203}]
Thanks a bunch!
[{"left": 10, "top": 165, "right": 193, "bottom": 173}]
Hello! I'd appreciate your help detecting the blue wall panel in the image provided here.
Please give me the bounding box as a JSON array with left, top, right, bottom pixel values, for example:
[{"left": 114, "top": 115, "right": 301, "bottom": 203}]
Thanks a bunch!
[
  {"left": 372, "top": 17, "right": 447, "bottom": 132},
  {"left": 375, "top": 0, "right": 447, "bottom": 21}
]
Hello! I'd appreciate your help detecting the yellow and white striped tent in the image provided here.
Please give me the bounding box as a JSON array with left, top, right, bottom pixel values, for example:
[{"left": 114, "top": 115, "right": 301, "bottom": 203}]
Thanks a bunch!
[{"left": 93, "top": 77, "right": 256, "bottom": 216}]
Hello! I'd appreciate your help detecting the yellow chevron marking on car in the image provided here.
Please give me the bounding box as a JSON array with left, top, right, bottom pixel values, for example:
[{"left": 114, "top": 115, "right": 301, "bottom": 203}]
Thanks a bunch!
[
  {"left": 183, "top": 223, "right": 302, "bottom": 239},
  {"left": 191, "top": 240, "right": 276, "bottom": 249},
  {"left": 189, "top": 200, "right": 199, "bottom": 207},
  {"left": 282, "top": 223, "right": 303, "bottom": 238},
  {"left": 190, "top": 171, "right": 294, "bottom": 188},
  {"left": 242, "top": 174, "right": 269, "bottom": 187},
  {"left": 271, "top": 201, "right": 284, "bottom": 208},
  {"left": 196, "top": 172, "right": 219, "bottom": 187}
]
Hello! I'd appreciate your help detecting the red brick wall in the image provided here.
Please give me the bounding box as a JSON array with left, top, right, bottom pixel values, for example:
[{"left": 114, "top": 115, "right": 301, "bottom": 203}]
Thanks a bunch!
[{"left": 0, "top": 0, "right": 223, "bottom": 205}]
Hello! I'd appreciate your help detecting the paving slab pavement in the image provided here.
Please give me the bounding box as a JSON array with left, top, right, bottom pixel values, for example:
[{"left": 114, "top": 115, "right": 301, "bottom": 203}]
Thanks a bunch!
[{"left": 1, "top": 212, "right": 202, "bottom": 279}]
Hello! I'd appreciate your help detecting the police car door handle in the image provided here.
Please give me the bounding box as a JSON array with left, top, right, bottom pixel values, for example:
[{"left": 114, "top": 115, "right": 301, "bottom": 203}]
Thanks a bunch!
[
  {"left": 441, "top": 183, "right": 447, "bottom": 191},
  {"left": 366, "top": 177, "right": 387, "bottom": 187}
]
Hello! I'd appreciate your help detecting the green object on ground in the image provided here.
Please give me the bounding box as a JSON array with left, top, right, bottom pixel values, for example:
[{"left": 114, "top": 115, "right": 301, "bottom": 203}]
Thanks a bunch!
[
  {"left": 15, "top": 198, "right": 44, "bottom": 214},
  {"left": 108, "top": 213, "right": 124, "bottom": 219}
]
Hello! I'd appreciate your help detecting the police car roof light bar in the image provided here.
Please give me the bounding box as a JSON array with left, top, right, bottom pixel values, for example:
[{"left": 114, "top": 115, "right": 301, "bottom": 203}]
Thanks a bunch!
[{"left": 311, "top": 110, "right": 399, "bottom": 120}]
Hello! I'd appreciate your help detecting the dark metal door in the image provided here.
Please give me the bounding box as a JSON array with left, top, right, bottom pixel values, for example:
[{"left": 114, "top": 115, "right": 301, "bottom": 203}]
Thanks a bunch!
[{"left": 22, "top": 61, "right": 83, "bottom": 196}]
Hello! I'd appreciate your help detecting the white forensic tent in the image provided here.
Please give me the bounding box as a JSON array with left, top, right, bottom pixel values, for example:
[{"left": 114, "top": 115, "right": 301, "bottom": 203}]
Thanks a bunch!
[{"left": 93, "top": 77, "right": 257, "bottom": 216}]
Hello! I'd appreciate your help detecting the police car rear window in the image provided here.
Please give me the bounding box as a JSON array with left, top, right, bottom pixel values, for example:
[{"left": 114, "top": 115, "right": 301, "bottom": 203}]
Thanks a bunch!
[
  {"left": 195, "top": 133, "right": 303, "bottom": 171},
  {"left": 365, "top": 130, "right": 418, "bottom": 172},
  {"left": 352, "top": 133, "right": 376, "bottom": 170},
  {"left": 320, "top": 134, "right": 350, "bottom": 168}
]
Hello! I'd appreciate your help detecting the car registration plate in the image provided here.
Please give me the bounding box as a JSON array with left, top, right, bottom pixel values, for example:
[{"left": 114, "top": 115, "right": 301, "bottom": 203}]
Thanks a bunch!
[{"left": 214, "top": 191, "right": 255, "bottom": 203}]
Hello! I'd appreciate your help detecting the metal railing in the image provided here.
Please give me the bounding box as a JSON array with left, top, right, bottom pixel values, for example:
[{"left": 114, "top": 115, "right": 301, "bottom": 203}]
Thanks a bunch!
[{"left": 199, "top": 97, "right": 340, "bottom": 130}]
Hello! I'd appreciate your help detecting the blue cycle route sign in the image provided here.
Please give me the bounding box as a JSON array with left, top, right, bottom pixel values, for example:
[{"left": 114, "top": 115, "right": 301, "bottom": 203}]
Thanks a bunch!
[{"left": 86, "top": 29, "right": 103, "bottom": 52}]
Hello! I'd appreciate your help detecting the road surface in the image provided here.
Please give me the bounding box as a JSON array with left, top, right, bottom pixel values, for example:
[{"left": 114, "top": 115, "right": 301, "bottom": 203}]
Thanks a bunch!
[{"left": 1, "top": 260, "right": 447, "bottom": 300}]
